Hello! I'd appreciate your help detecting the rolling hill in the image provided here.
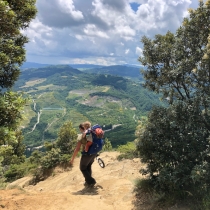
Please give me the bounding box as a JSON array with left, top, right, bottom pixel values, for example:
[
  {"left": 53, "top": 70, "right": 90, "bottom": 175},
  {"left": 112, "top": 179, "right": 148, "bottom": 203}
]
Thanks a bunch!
[
  {"left": 84, "top": 65, "right": 144, "bottom": 81},
  {"left": 14, "top": 64, "right": 165, "bottom": 150}
]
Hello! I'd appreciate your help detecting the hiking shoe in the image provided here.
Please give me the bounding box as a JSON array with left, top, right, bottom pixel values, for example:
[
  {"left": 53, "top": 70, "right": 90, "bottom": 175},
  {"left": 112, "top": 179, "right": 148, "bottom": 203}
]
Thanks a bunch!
[
  {"left": 84, "top": 181, "right": 96, "bottom": 188},
  {"left": 83, "top": 182, "right": 89, "bottom": 187},
  {"left": 88, "top": 183, "right": 96, "bottom": 187}
]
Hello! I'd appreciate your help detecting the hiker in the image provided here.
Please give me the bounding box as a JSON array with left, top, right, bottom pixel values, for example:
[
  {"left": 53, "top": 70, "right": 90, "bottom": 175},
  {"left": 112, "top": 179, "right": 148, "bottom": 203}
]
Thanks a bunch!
[{"left": 70, "top": 122, "right": 97, "bottom": 187}]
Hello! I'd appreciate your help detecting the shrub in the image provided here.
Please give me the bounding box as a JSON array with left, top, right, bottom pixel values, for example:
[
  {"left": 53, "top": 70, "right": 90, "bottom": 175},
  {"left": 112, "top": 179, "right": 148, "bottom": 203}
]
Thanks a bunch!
[
  {"left": 102, "top": 138, "right": 112, "bottom": 152},
  {"left": 117, "top": 141, "right": 138, "bottom": 160},
  {"left": 136, "top": 103, "right": 210, "bottom": 193},
  {"left": 4, "top": 164, "right": 26, "bottom": 182},
  {"left": 56, "top": 121, "right": 77, "bottom": 155},
  {"left": 40, "top": 148, "right": 60, "bottom": 169}
]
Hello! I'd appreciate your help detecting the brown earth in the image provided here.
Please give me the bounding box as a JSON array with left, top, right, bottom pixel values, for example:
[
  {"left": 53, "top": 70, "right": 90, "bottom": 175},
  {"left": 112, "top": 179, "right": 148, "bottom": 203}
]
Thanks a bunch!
[
  {"left": 0, "top": 152, "right": 189, "bottom": 210},
  {"left": 0, "top": 152, "right": 146, "bottom": 210}
]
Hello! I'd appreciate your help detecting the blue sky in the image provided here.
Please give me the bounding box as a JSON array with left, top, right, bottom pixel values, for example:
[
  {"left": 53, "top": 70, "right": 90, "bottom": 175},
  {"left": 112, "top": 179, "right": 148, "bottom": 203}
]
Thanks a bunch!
[{"left": 23, "top": 0, "right": 202, "bottom": 66}]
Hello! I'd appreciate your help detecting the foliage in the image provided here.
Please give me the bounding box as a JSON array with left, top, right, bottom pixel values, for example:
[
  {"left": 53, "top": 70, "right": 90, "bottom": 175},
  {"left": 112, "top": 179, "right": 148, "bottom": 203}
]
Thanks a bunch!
[
  {"left": 0, "top": 157, "right": 6, "bottom": 189},
  {"left": 92, "top": 74, "right": 127, "bottom": 91},
  {"left": 0, "top": 93, "right": 27, "bottom": 165},
  {"left": 0, "top": 131, "right": 25, "bottom": 165},
  {"left": 58, "top": 154, "right": 72, "bottom": 167},
  {"left": 55, "top": 121, "right": 77, "bottom": 155},
  {"left": 28, "top": 150, "right": 44, "bottom": 164},
  {"left": 3, "top": 157, "right": 37, "bottom": 182},
  {"left": 137, "top": 0, "right": 210, "bottom": 198},
  {"left": 117, "top": 141, "right": 138, "bottom": 160},
  {"left": 85, "top": 65, "right": 143, "bottom": 81},
  {"left": 29, "top": 147, "right": 71, "bottom": 184},
  {"left": 102, "top": 138, "right": 112, "bottom": 151},
  {"left": 4, "top": 164, "right": 25, "bottom": 182},
  {"left": 14, "top": 64, "right": 165, "bottom": 147},
  {"left": 0, "top": 0, "right": 37, "bottom": 183},
  {"left": 0, "top": 0, "right": 37, "bottom": 89},
  {"left": 40, "top": 148, "right": 60, "bottom": 169}
]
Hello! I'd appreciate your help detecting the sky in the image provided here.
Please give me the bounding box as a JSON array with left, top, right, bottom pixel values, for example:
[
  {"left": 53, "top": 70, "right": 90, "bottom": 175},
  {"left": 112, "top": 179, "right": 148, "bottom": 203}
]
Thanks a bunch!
[{"left": 23, "top": 0, "right": 201, "bottom": 66}]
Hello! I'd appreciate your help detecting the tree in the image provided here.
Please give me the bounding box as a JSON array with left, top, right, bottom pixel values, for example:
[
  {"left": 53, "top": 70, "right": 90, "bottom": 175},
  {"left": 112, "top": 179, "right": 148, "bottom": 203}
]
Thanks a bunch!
[
  {"left": 102, "top": 137, "right": 112, "bottom": 151},
  {"left": 137, "top": 0, "right": 210, "bottom": 193},
  {"left": 0, "top": 0, "right": 37, "bottom": 89},
  {"left": 56, "top": 121, "right": 77, "bottom": 155},
  {"left": 0, "top": 0, "right": 37, "bottom": 166}
]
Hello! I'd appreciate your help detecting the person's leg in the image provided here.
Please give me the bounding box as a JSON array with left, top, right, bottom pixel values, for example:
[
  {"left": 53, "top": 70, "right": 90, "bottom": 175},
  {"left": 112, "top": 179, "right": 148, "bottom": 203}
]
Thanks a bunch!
[
  {"left": 80, "top": 154, "right": 97, "bottom": 185},
  {"left": 86, "top": 155, "right": 95, "bottom": 176}
]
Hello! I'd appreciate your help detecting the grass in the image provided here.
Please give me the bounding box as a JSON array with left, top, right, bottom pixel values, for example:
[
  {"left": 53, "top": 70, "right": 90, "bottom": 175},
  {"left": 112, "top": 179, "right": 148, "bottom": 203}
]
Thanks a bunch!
[
  {"left": 0, "top": 180, "right": 7, "bottom": 190},
  {"left": 20, "top": 105, "right": 36, "bottom": 128},
  {"left": 20, "top": 78, "right": 46, "bottom": 88},
  {"left": 116, "top": 141, "right": 138, "bottom": 160}
]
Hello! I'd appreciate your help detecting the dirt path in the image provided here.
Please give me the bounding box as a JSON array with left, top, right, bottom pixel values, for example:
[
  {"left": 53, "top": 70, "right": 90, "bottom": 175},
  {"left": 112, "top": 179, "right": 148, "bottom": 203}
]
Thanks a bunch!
[{"left": 0, "top": 152, "right": 146, "bottom": 210}]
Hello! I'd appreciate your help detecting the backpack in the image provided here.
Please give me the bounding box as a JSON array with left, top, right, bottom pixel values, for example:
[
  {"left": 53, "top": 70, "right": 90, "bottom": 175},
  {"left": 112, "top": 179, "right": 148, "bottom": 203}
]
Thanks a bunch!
[{"left": 85, "top": 124, "right": 104, "bottom": 155}]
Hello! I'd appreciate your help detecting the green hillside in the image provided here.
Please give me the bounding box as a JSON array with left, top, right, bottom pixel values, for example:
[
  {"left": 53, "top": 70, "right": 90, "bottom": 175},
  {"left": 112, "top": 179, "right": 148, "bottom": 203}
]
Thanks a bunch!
[
  {"left": 84, "top": 65, "right": 144, "bottom": 81},
  {"left": 14, "top": 65, "right": 165, "bottom": 149}
]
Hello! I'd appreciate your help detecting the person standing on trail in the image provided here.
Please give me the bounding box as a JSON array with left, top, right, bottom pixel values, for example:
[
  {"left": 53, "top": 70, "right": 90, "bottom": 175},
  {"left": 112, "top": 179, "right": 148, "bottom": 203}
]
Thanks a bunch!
[{"left": 70, "top": 122, "right": 97, "bottom": 187}]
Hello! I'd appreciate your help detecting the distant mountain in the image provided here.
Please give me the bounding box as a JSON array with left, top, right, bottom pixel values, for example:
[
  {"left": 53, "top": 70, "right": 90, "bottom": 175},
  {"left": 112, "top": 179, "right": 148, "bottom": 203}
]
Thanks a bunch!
[
  {"left": 68, "top": 64, "right": 104, "bottom": 69},
  {"left": 18, "top": 65, "right": 81, "bottom": 80},
  {"left": 21, "top": 63, "right": 144, "bottom": 81},
  {"left": 21, "top": 62, "right": 51, "bottom": 69},
  {"left": 85, "top": 65, "right": 144, "bottom": 81}
]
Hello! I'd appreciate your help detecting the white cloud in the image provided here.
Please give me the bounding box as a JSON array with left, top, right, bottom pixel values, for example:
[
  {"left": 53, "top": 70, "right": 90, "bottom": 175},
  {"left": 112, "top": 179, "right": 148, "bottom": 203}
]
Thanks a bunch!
[
  {"left": 125, "top": 49, "right": 130, "bottom": 54},
  {"left": 84, "top": 24, "right": 109, "bottom": 38},
  {"left": 136, "top": 47, "right": 143, "bottom": 56},
  {"left": 24, "top": 0, "right": 198, "bottom": 65},
  {"left": 57, "top": 0, "right": 84, "bottom": 20}
]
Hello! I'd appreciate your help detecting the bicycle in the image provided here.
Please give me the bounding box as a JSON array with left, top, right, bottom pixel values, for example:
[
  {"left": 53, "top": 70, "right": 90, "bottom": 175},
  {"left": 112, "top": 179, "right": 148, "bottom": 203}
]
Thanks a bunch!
[{"left": 96, "top": 153, "right": 105, "bottom": 168}]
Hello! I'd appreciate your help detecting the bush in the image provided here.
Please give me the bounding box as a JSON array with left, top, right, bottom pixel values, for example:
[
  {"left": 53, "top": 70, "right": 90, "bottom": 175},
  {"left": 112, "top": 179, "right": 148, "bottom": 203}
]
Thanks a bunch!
[
  {"left": 102, "top": 138, "right": 112, "bottom": 152},
  {"left": 0, "top": 157, "right": 6, "bottom": 189},
  {"left": 4, "top": 160, "right": 37, "bottom": 182},
  {"left": 59, "top": 154, "right": 72, "bottom": 168},
  {"left": 40, "top": 148, "right": 60, "bottom": 169},
  {"left": 56, "top": 121, "right": 77, "bottom": 155},
  {"left": 117, "top": 141, "right": 138, "bottom": 160},
  {"left": 4, "top": 164, "right": 26, "bottom": 182},
  {"left": 136, "top": 103, "right": 210, "bottom": 193}
]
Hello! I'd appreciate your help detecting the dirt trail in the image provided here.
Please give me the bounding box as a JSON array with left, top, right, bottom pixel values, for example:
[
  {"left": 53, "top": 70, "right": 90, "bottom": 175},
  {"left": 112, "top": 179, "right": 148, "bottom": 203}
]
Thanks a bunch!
[{"left": 0, "top": 152, "right": 146, "bottom": 210}]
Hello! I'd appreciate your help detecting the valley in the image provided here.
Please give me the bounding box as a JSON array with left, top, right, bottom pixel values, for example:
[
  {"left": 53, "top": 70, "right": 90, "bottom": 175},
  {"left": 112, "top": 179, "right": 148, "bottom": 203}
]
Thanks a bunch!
[{"left": 15, "top": 64, "right": 165, "bottom": 149}]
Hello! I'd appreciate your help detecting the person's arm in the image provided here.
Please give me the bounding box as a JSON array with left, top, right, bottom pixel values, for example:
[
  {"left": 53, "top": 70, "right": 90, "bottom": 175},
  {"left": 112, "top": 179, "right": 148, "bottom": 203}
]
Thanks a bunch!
[{"left": 70, "top": 141, "right": 82, "bottom": 165}]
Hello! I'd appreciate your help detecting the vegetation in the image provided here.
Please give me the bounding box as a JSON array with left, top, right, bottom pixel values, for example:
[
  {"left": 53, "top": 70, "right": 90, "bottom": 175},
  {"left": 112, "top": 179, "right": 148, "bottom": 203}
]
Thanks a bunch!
[
  {"left": 117, "top": 141, "right": 138, "bottom": 160},
  {"left": 0, "top": 0, "right": 37, "bottom": 89},
  {"left": 13, "top": 65, "right": 165, "bottom": 148},
  {"left": 137, "top": 1, "right": 210, "bottom": 208},
  {"left": 102, "top": 138, "right": 112, "bottom": 152},
  {"left": 0, "top": 0, "right": 37, "bottom": 184},
  {"left": 85, "top": 65, "right": 144, "bottom": 81},
  {"left": 0, "top": 157, "right": 6, "bottom": 189}
]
